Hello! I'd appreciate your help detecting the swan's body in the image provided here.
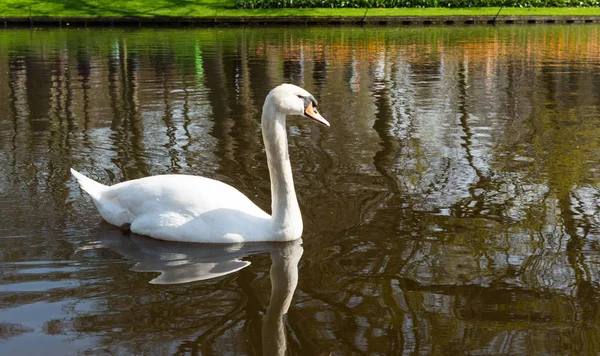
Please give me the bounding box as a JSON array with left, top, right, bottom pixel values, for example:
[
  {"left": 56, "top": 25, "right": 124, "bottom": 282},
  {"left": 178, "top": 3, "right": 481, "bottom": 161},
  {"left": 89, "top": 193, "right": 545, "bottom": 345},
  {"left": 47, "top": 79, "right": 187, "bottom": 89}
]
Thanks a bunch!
[
  {"left": 71, "top": 84, "right": 329, "bottom": 243},
  {"left": 71, "top": 172, "right": 272, "bottom": 243}
]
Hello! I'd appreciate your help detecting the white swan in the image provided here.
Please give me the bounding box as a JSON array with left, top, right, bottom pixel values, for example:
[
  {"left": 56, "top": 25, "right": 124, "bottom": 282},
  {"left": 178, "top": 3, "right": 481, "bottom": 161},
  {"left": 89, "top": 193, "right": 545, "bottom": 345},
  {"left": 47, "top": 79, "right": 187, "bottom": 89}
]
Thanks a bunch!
[{"left": 71, "top": 84, "right": 329, "bottom": 243}]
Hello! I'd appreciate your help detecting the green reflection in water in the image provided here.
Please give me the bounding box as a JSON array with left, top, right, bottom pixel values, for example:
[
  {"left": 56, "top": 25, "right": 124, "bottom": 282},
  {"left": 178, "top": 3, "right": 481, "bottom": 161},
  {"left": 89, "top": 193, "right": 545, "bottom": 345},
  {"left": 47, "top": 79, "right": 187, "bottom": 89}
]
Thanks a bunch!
[{"left": 195, "top": 41, "right": 204, "bottom": 87}]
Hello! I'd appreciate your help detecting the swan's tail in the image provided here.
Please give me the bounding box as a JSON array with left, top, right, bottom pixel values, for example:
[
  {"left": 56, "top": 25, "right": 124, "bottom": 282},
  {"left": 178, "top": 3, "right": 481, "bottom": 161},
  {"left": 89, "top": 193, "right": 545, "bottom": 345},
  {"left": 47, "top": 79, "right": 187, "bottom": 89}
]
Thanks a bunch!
[
  {"left": 70, "top": 168, "right": 107, "bottom": 201},
  {"left": 71, "top": 168, "right": 131, "bottom": 227}
]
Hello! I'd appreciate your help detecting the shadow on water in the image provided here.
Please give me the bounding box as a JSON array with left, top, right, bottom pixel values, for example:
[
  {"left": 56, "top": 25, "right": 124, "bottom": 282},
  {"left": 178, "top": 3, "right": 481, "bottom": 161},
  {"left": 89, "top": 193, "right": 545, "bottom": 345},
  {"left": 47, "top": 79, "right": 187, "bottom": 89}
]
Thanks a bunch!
[{"left": 86, "top": 223, "right": 302, "bottom": 355}]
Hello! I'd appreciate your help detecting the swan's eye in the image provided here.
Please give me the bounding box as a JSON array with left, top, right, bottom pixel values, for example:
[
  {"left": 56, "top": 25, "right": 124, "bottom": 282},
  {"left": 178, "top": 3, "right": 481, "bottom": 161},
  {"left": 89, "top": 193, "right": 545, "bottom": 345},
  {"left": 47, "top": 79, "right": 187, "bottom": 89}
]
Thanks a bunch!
[
  {"left": 298, "top": 95, "right": 310, "bottom": 109},
  {"left": 298, "top": 95, "right": 319, "bottom": 111}
]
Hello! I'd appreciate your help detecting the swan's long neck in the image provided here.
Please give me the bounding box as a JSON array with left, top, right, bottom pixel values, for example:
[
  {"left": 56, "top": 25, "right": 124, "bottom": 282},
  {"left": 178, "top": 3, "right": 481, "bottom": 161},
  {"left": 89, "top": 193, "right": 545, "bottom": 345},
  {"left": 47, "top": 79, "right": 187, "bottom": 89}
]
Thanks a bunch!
[{"left": 262, "top": 102, "right": 303, "bottom": 239}]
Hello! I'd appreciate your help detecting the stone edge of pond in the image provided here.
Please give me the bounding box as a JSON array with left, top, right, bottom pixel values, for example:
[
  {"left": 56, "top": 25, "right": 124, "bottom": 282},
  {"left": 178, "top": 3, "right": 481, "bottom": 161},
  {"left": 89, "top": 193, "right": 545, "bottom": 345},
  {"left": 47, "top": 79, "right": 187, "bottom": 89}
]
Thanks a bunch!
[{"left": 1, "top": 15, "right": 599, "bottom": 27}]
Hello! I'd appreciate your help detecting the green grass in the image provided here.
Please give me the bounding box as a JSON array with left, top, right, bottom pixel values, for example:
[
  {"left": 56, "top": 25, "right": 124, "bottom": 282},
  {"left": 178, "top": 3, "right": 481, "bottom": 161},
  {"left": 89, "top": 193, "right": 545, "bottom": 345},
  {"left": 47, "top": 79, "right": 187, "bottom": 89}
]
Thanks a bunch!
[{"left": 0, "top": 0, "right": 599, "bottom": 18}]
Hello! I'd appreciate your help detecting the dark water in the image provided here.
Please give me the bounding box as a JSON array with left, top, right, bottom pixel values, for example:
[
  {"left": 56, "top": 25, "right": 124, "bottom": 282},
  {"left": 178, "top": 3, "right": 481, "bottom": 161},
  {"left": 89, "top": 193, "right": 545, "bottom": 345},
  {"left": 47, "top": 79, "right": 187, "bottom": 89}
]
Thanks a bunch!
[{"left": 1, "top": 25, "right": 600, "bottom": 354}]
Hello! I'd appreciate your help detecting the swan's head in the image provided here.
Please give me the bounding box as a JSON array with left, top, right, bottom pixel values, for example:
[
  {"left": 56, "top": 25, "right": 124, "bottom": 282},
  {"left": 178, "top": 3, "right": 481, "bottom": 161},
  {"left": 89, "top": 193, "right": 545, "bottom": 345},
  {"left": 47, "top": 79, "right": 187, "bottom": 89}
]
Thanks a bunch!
[{"left": 266, "top": 84, "right": 330, "bottom": 127}]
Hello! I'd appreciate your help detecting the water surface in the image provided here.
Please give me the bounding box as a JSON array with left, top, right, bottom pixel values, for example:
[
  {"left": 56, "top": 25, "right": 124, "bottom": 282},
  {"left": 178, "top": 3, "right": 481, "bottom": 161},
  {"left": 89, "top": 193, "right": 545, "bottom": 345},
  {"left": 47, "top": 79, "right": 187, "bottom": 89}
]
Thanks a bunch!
[{"left": 2, "top": 26, "right": 600, "bottom": 354}]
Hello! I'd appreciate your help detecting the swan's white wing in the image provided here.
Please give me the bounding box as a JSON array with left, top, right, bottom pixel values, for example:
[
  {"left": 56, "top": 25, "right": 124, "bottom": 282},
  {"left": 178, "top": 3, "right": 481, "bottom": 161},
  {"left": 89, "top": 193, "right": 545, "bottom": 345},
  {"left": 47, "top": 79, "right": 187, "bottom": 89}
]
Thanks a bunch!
[
  {"left": 109, "top": 175, "right": 268, "bottom": 218},
  {"left": 86, "top": 174, "right": 271, "bottom": 242}
]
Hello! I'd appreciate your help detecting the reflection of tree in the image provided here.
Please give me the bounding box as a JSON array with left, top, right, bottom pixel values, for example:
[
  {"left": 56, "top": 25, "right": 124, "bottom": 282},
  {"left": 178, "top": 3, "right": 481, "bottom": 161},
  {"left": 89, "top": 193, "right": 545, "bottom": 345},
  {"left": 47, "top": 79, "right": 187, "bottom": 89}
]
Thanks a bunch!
[
  {"left": 201, "top": 40, "right": 270, "bottom": 211},
  {"left": 286, "top": 27, "right": 600, "bottom": 355},
  {"left": 202, "top": 40, "right": 237, "bottom": 178},
  {"left": 529, "top": 63, "right": 600, "bottom": 331},
  {"left": 108, "top": 40, "right": 148, "bottom": 180},
  {"left": 160, "top": 56, "right": 181, "bottom": 173},
  {"left": 6, "top": 54, "right": 27, "bottom": 179},
  {"left": 456, "top": 59, "right": 492, "bottom": 217}
]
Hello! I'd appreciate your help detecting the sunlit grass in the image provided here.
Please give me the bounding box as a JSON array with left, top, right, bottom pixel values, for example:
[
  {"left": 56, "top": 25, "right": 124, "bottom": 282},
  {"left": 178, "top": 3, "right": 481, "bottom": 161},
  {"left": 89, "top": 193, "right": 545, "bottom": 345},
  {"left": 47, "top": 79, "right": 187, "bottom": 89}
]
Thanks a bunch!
[{"left": 0, "top": 0, "right": 599, "bottom": 17}]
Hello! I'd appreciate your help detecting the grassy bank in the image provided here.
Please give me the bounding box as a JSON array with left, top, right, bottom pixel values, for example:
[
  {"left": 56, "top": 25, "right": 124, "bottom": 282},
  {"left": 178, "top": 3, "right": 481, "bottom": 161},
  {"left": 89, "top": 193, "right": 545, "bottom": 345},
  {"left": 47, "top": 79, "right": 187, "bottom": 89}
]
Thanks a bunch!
[{"left": 1, "top": 0, "right": 599, "bottom": 18}]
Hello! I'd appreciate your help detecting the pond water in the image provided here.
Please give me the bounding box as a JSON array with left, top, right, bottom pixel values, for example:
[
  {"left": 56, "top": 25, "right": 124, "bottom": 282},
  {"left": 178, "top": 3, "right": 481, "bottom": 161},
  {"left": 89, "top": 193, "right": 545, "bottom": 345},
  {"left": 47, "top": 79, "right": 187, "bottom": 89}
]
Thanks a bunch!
[{"left": 1, "top": 25, "right": 600, "bottom": 354}]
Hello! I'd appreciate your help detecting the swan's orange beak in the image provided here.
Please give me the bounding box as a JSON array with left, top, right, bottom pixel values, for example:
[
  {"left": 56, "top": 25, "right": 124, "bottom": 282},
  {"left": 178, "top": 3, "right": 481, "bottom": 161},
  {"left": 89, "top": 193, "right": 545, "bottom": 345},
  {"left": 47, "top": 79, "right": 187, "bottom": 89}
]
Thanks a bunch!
[{"left": 304, "top": 102, "right": 330, "bottom": 127}]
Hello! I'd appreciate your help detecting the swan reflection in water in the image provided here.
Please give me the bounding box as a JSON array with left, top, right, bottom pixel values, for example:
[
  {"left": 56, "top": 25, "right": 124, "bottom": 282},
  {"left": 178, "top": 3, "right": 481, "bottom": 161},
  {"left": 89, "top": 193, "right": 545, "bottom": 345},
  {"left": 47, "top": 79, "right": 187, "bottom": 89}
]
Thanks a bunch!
[{"left": 84, "top": 223, "right": 302, "bottom": 355}]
